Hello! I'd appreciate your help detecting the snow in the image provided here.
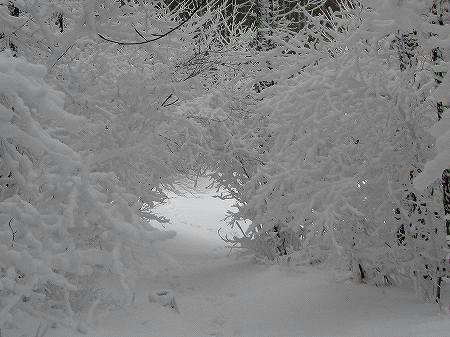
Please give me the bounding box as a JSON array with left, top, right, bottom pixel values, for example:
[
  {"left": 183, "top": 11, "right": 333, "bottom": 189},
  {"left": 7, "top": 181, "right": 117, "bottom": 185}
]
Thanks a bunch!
[
  {"left": 2, "top": 2, "right": 450, "bottom": 336},
  {"left": 414, "top": 109, "right": 450, "bottom": 190},
  {"left": 10, "top": 185, "right": 450, "bottom": 337}
]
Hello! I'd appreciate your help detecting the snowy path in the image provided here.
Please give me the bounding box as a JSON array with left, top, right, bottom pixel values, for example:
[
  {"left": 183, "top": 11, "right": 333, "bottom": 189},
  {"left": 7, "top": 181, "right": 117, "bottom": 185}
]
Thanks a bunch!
[
  {"left": 97, "top": 254, "right": 449, "bottom": 337},
  {"left": 40, "top": 191, "right": 450, "bottom": 337},
  {"left": 91, "top": 193, "right": 450, "bottom": 337}
]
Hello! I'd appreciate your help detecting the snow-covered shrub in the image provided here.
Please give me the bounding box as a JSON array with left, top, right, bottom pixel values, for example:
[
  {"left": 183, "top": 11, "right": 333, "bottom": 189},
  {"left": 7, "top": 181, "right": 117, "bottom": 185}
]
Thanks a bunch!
[
  {"left": 0, "top": 0, "right": 265, "bottom": 330},
  {"left": 194, "top": 0, "right": 450, "bottom": 302},
  {"left": 0, "top": 0, "right": 254, "bottom": 206},
  {"left": 0, "top": 53, "right": 176, "bottom": 331}
]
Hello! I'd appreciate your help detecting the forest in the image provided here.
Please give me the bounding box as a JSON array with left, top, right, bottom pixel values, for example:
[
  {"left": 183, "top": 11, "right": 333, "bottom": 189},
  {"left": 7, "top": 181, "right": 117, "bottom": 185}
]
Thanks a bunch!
[{"left": 0, "top": 0, "right": 449, "bottom": 336}]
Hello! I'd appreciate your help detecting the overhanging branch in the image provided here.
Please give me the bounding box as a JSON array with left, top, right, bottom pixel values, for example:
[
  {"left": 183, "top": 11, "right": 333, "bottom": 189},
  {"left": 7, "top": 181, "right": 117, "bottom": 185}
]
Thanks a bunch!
[{"left": 97, "top": 0, "right": 207, "bottom": 45}]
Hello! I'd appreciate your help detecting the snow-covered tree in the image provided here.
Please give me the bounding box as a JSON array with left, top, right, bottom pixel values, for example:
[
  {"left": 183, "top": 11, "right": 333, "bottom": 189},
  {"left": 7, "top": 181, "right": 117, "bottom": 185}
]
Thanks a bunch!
[
  {"left": 0, "top": 0, "right": 245, "bottom": 332},
  {"left": 194, "top": 0, "right": 450, "bottom": 302},
  {"left": 0, "top": 52, "right": 178, "bottom": 332}
]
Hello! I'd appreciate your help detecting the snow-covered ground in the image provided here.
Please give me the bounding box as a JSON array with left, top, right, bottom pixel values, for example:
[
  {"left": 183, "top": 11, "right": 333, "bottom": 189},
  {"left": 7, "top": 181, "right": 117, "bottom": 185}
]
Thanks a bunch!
[{"left": 14, "top": 187, "right": 450, "bottom": 337}]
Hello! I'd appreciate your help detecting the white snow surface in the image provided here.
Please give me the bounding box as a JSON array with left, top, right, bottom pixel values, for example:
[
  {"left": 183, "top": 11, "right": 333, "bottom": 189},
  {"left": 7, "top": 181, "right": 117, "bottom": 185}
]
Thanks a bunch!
[{"left": 12, "top": 186, "right": 450, "bottom": 337}]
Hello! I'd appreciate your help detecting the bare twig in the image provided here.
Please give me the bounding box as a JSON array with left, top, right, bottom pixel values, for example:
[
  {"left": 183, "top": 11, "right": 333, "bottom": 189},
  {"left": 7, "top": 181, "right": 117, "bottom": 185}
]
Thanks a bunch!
[
  {"left": 161, "top": 93, "right": 173, "bottom": 106},
  {"left": 51, "top": 44, "right": 74, "bottom": 68},
  {"left": 235, "top": 221, "right": 247, "bottom": 237},
  {"left": 161, "top": 93, "right": 180, "bottom": 107},
  {"left": 218, "top": 227, "right": 238, "bottom": 243},
  {"left": 134, "top": 27, "right": 149, "bottom": 42},
  {"left": 8, "top": 218, "right": 16, "bottom": 246},
  {"left": 163, "top": 98, "right": 180, "bottom": 107},
  {"left": 237, "top": 156, "right": 250, "bottom": 179},
  {"left": 158, "top": 134, "right": 181, "bottom": 149}
]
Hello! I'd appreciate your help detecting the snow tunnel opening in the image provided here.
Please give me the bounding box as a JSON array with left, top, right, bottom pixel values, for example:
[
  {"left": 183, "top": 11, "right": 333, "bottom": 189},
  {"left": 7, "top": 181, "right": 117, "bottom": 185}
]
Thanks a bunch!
[{"left": 152, "top": 177, "right": 244, "bottom": 247}]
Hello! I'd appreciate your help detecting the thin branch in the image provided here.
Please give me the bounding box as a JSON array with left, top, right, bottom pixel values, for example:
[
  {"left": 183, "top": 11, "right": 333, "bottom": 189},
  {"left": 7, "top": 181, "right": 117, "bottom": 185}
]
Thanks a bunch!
[
  {"left": 134, "top": 27, "right": 149, "bottom": 42},
  {"left": 8, "top": 218, "right": 16, "bottom": 246},
  {"left": 218, "top": 228, "right": 237, "bottom": 243},
  {"left": 237, "top": 156, "right": 250, "bottom": 179},
  {"left": 161, "top": 93, "right": 180, "bottom": 107},
  {"left": 235, "top": 221, "right": 247, "bottom": 237},
  {"left": 161, "top": 93, "right": 173, "bottom": 106},
  {"left": 97, "top": 0, "right": 207, "bottom": 45},
  {"left": 163, "top": 98, "right": 180, "bottom": 107},
  {"left": 51, "top": 44, "right": 74, "bottom": 68},
  {"left": 158, "top": 133, "right": 181, "bottom": 148},
  {"left": 11, "top": 18, "right": 32, "bottom": 35}
]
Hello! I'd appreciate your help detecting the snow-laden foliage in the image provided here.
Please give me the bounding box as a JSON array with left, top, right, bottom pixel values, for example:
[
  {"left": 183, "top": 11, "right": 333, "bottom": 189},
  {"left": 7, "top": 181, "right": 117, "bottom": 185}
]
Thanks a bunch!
[
  {"left": 1, "top": 0, "right": 257, "bottom": 201},
  {"left": 0, "top": 53, "right": 176, "bottom": 330},
  {"left": 0, "top": 0, "right": 261, "bottom": 331},
  {"left": 1, "top": 0, "right": 449, "bottom": 331},
  {"left": 1, "top": 0, "right": 204, "bottom": 200},
  {"left": 189, "top": 0, "right": 450, "bottom": 301},
  {"left": 414, "top": 107, "right": 450, "bottom": 190}
]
